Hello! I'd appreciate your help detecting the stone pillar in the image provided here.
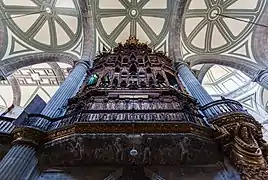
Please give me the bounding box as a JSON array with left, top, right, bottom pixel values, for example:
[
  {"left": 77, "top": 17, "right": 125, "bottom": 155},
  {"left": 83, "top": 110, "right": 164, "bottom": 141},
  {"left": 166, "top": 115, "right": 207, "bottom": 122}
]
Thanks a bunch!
[
  {"left": 175, "top": 62, "right": 214, "bottom": 106},
  {"left": 0, "top": 60, "right": 90, "bottom": 180},
  {"left": 0, "top": 127, "right": 43, "bottom": 180},
  {"left": 33, "top": 61, "right": 89, "bottom": 129}
]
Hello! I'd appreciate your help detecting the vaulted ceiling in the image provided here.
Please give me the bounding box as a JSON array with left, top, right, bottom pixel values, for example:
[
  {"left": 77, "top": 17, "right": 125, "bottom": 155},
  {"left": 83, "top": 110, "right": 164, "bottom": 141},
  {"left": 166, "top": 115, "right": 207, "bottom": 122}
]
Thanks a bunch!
[
  {"left": 0, "top": 0, "right": 268, "bottom": 126},
  {"left": 0, "top": 0, "right": 84, "bottom": 61},
  {"left": 182, "top": 0, "right": 266, "bottom": 58},
  {"left": 92, "top": 0, "right": 172, "bottom": 54},
  {"left": 178, "top": 0, "right": 268, "bottom": 123}
]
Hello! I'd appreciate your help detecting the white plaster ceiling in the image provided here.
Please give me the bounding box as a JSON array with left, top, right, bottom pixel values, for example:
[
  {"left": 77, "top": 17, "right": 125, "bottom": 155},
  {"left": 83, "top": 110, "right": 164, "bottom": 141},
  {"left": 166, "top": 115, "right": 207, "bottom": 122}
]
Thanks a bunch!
[
  {"left": 92, "top": 0, "right": 171, "bottom": 53},
  {"left": 202, "top": 65, "right": 251, "bottom": 96},
  {"left": 0, "top": 62, "right": 71, "bottom": 113},
  {"left": 182, "top": 0, "right": 268, "bottom": 124},
  {"left": 0, "top": 83, "right": 13, "bottom": 112},
  {"left": 182, "top": 0, "right": 266, "bottom": 55},
  {"left": 0, "top": 0, "right": 83, "bottom": 59}
]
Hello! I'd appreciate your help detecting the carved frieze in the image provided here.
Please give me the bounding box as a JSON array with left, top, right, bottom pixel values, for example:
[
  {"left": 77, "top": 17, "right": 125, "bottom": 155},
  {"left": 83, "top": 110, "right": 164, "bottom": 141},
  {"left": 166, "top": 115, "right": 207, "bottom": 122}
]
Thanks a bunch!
[{"left": 40, "top": 135, "right": 221, "bottom": 167}]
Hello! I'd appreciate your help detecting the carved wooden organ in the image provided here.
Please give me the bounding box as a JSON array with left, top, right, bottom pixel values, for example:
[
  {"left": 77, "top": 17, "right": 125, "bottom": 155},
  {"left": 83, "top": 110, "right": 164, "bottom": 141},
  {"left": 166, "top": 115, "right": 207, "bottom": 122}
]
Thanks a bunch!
[{"left": 65, "top": 37, "right": 204, "bottom": 126}]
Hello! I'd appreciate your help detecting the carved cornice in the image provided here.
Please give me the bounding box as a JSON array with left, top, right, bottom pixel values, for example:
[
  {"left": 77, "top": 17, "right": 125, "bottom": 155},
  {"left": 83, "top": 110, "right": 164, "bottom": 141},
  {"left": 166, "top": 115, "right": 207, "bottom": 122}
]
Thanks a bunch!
[
  {"left": 12, "top": 127, "right": 45, "bottom": 147},
  {"left": 211, "top": 112, "right": 263, "bottom": 131}
]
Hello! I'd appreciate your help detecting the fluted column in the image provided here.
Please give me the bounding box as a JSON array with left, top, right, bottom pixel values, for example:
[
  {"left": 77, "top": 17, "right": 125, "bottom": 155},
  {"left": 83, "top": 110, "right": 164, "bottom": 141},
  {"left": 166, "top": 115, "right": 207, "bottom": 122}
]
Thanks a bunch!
[
  {"left": 0, "top": 145, "right": 36, "bottom": 180},
  {"left": 0, "top": 127, "right": 43, "bottom": 180},
  {"left": 175, "top": 62, "right": 213, "bottom": 106},
  {"left": 33, "top": 61, "right": 89, "bottom": 129},
  {"left": 0, "top": 60, "right": 90, "bottom": 180}
]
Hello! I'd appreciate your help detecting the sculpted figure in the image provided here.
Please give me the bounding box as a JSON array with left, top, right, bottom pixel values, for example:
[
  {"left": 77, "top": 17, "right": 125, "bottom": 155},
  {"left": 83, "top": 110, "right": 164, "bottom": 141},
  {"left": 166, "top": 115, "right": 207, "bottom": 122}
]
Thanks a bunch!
[
  {"left": 114, "top": 137, "right": 124, "bottom": 162},
  {"left": 235, "top": 125, "right": 261, "bottom": 154},
  {"left": 68, "top": 137, "right": 84, "bottom": 160},
  {"left": 179, "top": 137, "right": 189, "bottom": 163},
  {"left": 143, "top": 138, "right": 152, "bottom": 164}
]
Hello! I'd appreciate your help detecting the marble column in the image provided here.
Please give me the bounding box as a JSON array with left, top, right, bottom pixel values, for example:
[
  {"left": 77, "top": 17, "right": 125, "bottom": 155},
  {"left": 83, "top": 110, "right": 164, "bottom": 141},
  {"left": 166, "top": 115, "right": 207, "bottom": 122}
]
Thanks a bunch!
[
  {"left": 175, "top": 62, "right": 220, "bottom": 123},
  {"left": 0, "top": 60, "right": 90, "bottom": 180},
  {"left": 0, "top": 145, "right": 36, "bottom": 180},
  {"left": 175, "top": 62, "right": 214, "bottom": 106},
  {"left": 33, "top": 61, "right": 89, "bottom": 130}
]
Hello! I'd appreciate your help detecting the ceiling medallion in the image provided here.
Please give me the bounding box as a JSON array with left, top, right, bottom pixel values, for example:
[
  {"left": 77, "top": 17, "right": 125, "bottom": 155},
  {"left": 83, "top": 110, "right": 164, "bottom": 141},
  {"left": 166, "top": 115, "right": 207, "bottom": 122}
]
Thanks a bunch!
[
  {"left": 93, "top": 0, "right": 172, "bottom": 48},
  {"left": 129, "top": 8, "right": 139, "bottom": 18},
  {"left": 45, "top": 7, "right": 52, "bottom": 15},
  {"left": 208, "top": 6, "right": 221, "bottom": 21}
]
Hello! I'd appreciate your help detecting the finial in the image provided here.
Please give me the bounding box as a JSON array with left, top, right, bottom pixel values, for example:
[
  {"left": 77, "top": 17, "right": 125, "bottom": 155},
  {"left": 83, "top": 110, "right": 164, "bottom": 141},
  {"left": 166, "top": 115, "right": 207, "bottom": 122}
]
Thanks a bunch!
[{"left": 125, "top": 36, "right": 140, "bottom": 45}]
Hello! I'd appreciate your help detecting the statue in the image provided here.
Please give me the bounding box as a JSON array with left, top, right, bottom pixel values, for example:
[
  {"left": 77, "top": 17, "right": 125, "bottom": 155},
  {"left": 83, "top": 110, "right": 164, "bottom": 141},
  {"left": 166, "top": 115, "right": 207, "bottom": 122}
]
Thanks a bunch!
[
  {"left": 101, "top": 73, "right": 110, "bottom": 87},
  {"left": 214, "top": 122, "right": 268, "bottom": 179},
  {"left": 143, "top": 138, "right": 152, "bottom": 164},
  {"left": 113, "top": 137, "right": 124, "bottom": 162},
  {"left": 68, "top": 137, "right": 84, "bottom": 160},
  {"left": 234, "top": 125, "right": 261, "bottom": 154},
  {"left": 179, "top": 137, "right": 189, "bottom": 163}
]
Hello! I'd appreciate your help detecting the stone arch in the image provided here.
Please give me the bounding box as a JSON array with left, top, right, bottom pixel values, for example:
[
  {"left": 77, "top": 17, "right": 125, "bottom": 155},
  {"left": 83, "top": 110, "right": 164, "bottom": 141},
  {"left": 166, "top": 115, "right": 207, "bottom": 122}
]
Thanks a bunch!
[
  {"left": 78, "top": 0, "right": 95, "bottom": 64},
  {"left": 1, "top": 59, "right": 74, "bottom": 110},
  {"left": 196, "top": 64, "right": 213, "bottom": 82},
  {"left": 47, "top": 62, "right": 65, "bottom": 84},
  {"left": 169, "top": 0, "right": 187, "bottom": 60},
  {"left": 252, "top": 7, "right": 268, "bottom": 67},
  {"left": 0, "top": 53, "right": 76, "bottom": 77},
  {"left": 187, "top": 55, "right": 262, "bottom": 79},
  {"left": 0, "top": 17, "right": 6, "bottom": 57},
  {"left": 187, "top": 54, "right": 268, "bottom": 90},
  {"left": 7, "top": 75, "right": 21, "bottom": 106}
]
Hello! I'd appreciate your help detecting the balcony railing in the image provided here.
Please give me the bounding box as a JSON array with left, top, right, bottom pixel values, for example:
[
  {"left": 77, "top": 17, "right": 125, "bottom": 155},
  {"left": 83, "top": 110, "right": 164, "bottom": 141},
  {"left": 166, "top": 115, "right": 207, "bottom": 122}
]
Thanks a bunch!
[
  {"left": 200, "top": 99, "right": 249, "bottom": 120},
  {"left": 0, "top": 117, "right": 14, "bottom": 134},
  {"left": 21, "top": 109, "right": 204, "bottom": 130}
]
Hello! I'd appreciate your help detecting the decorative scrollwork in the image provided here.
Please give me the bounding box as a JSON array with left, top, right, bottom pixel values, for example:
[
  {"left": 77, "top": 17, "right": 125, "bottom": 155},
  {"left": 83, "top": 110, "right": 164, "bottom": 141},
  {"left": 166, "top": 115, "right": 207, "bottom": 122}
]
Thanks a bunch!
[{"left": 213, "top": 116, "right": 268, "bottom": 179}]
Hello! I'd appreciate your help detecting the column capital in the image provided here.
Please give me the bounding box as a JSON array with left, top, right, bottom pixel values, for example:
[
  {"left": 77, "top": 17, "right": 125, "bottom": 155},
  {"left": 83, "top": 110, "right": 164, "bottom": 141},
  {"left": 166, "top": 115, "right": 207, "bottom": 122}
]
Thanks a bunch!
[
  {"left": 12, "top": 127, "right": 45, "bottom": 148},
  {"left": 75, "top": 60, "right": 91, "bottom": 70},
  {"left": 252, "top": 68, "right": 268, "bottom": 83},
  {"left": 0, "top": 68, "right": 6, "bottom": 80},
  {"left": 174, "top": 61, "right": 189, "bottom": 71}
]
